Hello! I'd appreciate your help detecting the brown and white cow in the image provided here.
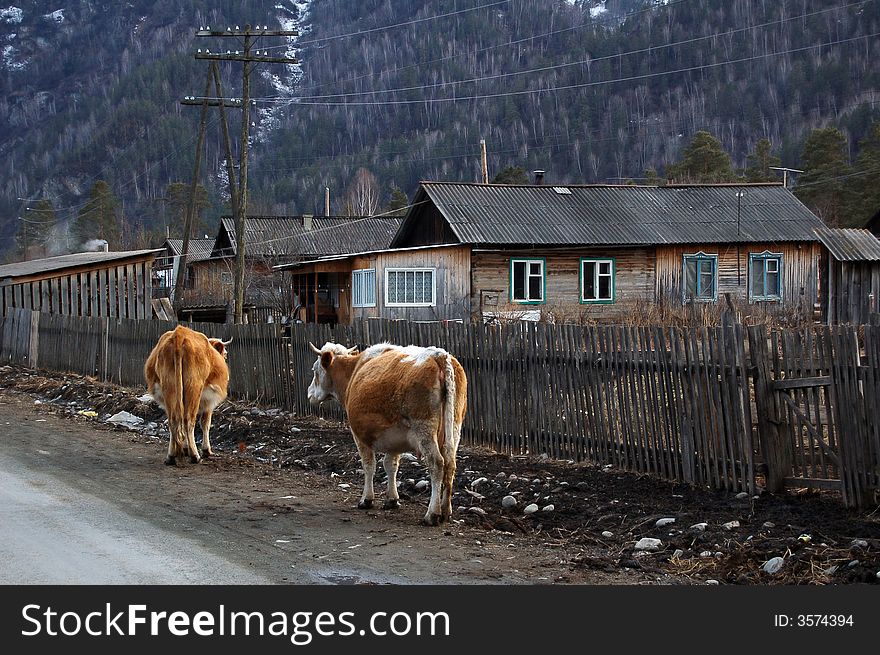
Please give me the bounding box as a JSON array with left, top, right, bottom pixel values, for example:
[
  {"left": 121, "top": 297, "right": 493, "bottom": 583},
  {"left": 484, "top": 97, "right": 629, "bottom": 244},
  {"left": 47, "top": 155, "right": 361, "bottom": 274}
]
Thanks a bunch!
[
  {"left": 144, "top": 325, "right": 231, "bottom": 466},
  {"left": 308, "top": 341, "right": 467, "bottom": 525}
]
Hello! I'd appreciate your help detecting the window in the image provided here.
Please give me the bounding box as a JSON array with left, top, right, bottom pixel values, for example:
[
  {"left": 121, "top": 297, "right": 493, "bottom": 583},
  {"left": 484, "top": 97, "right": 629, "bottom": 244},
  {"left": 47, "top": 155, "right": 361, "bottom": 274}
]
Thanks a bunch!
[
  {"left": 683, "top": 253, "right": 717, "bottom": 302},
  {"left": 385, "top": 268, "right": 435, "bottom": 307},
  {"left": 749, "top": 252, "right": 782, "bottom": 301},
  {"left": 220, "top": 271, "right": 232, "bottom": 285},
  {"left": 351, "top": 268, "right": 376, "bottom": 307},
  {"left": 581, "top": 258, "right": 615, "bottom": 303},
  {"left": 510, "top": 259, "right": 545, "bottom": 303}
]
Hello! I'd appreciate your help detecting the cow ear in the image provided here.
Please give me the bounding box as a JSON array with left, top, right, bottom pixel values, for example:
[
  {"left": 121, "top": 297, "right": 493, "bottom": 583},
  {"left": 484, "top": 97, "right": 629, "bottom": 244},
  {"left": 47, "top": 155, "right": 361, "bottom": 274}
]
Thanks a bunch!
[
  {"left": 320, "top": 351, "right": 333, "bottom": 369},
  {"left": 211, "top": 340, "right": 226, "bottom": 356}
]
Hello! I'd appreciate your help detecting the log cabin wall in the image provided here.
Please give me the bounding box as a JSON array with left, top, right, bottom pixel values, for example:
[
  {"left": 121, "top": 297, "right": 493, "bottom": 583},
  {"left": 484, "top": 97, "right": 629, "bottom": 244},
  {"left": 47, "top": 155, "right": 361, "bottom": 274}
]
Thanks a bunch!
[
  {"left": 470, "top": 247, "right": 655, "bottom": 320},
  {"left": 654, "top": 241, "right": 820, "bottom": 312}
]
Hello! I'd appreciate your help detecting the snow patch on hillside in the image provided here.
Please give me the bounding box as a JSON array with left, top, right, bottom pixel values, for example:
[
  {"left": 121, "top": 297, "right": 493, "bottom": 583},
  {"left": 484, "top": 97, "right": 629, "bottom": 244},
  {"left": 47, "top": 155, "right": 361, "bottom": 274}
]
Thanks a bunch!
[
  {"left": 2, "top": 42, "right": 27, "bottom": 70},
  {"left": 589, "top": 2, "right": 607, "bottom": 18},
  {"left": 1, "top": 6, "right": 22, "bottom": 24},
  {"left": 43, "top": 9, "right": 64, "bottom": 24},
  {"left": 253, "top": 0, "right": 311, "bottom": 142}
]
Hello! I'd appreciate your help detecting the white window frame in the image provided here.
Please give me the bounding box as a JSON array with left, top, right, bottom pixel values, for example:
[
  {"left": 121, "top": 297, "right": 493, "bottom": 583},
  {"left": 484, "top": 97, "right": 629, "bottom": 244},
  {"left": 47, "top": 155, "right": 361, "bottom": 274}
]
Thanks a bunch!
[
  {"left": 351, "top": 268, "right": 376, "bottom": 308},
  {"left": 510, "top": 258, "right": 545, "bottom": 304},
  {"left": 384, "top": 268, "right": 436, "bottom": 307},
  {"left": 580, "top": 258, "right": 615, "bottom": 303}
]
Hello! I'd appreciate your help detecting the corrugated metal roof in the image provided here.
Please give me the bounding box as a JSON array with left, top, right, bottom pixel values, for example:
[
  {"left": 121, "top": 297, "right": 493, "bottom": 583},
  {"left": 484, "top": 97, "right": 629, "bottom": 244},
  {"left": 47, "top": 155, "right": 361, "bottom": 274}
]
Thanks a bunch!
[
  {"left": 409, "top": 183, "right": 824, "bottom": 246},
  {"left": 164, "top": 239, "right": 214, "bottom": 262},
  {"left": 814, "top": 227, "right": 880, "bottom": 261},
  {"left": 0, "top": 249, "right": 162, "bottom": 281},
  {"left": 216, "top": 215, "right": 397, "bottom": 258},
  {"left": 294, "top": 217, "right": 404, "bottom": 257}
]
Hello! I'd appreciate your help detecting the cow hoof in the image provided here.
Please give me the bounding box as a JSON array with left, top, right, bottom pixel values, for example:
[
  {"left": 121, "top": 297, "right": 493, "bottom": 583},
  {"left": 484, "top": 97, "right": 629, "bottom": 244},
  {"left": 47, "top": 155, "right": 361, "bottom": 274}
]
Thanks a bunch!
[
  {"left": 164, "top": 455, "right": 176, "bottom": 466},
  {"left": 383, "top": 499, "right": 401, "bottom": 510},
  {"left": 421, "top": 513, "right": 441, "bottom": 527},
  {"left": 357, "top": 499, "right": 373, "bottom": 510},
  {"left": 190, "top": 455, "right": 201, "bottom": 464},
  {"left": 201, "top": 449, "right": 213, "bottom": 459}
]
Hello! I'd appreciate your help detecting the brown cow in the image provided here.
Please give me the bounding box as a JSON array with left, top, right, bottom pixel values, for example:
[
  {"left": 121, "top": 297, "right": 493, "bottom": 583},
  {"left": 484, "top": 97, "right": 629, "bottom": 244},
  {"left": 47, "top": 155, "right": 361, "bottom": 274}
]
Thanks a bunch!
[
  {"left": 307, "top": 342, "right": 467, "bottom": 525},
  {"left": 144, "top": 325, "right": 230, "bottom": 465}
]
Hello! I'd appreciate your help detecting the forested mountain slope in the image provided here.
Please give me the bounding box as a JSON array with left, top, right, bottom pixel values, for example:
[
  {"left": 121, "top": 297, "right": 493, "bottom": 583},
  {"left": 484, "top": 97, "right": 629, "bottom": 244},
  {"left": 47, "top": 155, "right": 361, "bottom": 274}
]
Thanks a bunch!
[{"left": 1, "top": 0, "right": 878, "bottom": 258}]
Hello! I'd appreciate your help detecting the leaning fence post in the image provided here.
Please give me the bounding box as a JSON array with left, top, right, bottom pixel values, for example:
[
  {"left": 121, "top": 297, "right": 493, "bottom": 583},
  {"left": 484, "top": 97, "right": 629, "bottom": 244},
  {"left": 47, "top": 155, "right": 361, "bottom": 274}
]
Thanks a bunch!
[
  {"left": 28, "top": 310, "right": 39, "bottom": 368},
  {"left": 748, "top": 325, "right": 790, "bottom": 494}
]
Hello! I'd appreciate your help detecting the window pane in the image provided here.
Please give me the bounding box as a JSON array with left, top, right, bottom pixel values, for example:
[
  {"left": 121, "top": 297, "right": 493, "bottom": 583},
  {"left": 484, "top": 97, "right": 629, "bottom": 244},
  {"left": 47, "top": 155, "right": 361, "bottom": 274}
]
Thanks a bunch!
[
  {"left": 766, "top": 258, "right": 778, "bottom": 273},
  {"left": 598, "top": 273, "right": 611, "bottom": 300},
  {"left": 750, "top": 259, "right": 765, "bottom": 298},
  {"left": 528, "top": 272, "right": 542, "bottom": 300},
  {"left": 583, "top": 261, "right": 596, "bottom": 300},
  {"left": 529, "top": 262, "right": 542, "bottom": 276},
  {"left": 414, "top": 271, "right": 423, "bottom": 303},
  {"left": 598, "top": 261, "right": 611, "bottom": 275},
  {"left": 766, "top": 271, "right": 780, "bottom": 296},
  {"left": 512, "top": 261, "right": 526, "bottom": 300},
  {"left": 699, "top": 267, "right": 714, "bottom": 298},
  {"left": 405, "top": 271, "right": 415, "bottom": 303},
  {"left": 387, "top": 272, "right": 398, "bottom": 303},
  {"left": 423, "top": 271, "right": 433, "bottom": 303},
  {"left": 685, "top": 260, "right": 697, "bottom": 298}
]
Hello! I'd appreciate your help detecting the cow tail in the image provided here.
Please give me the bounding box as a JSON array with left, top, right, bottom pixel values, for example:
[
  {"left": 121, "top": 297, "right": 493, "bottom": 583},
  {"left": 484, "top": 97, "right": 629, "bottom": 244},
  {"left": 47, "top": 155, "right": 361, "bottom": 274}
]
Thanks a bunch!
[
  {"left": 171, "top": 330, "right": 186, "bottom": 448},
  {"left": 440, "top": 353, "right": 457, "bottom": 456}
]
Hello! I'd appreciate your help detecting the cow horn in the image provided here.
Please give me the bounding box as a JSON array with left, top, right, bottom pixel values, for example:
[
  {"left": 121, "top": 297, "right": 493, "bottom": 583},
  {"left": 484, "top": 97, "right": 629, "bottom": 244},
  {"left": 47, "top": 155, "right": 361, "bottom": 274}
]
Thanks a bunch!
[
  {"left": 347, "top": 346, "right": 359, "bottom": 355},
  {"left": 309, "top": 342, "right": 322, "bottom": 355},
  {"left": 221, "top": 338, "right": 233, "bottom": 346}
]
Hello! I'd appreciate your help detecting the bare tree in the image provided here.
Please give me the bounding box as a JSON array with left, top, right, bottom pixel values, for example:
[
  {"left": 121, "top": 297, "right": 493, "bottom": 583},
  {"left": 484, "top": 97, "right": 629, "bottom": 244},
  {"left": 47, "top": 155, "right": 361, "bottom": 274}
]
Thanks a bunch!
[{"left": 343, "top": 167, "right": 380, "bottom": 216}]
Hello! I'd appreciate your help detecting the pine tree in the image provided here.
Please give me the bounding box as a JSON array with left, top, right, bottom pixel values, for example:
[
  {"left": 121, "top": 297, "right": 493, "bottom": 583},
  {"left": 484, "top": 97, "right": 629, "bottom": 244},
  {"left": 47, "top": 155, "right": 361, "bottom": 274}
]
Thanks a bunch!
[
  {"left": 665, "top": 131, "right": 736, "bottom": 183},
  {"left": 745, "top": 139, "right": 781, "bottom": 183},
  {"left": 644, "top": 168, "right": 661, "bottom": 186},
  {"left": 794, "top": 128, "right": 851, "bottom": 227},
  {"left": 847, "top": 121, "right": 880, "bottom": 227},
  {"left": 384, "top": 186, "right": 409, "bottom": 215},
  {"left": 491, "top": 166, "right": 529, "bottom": 185},
  {"left": 74, "top": 181, "right": 120, "bottom": 249}
]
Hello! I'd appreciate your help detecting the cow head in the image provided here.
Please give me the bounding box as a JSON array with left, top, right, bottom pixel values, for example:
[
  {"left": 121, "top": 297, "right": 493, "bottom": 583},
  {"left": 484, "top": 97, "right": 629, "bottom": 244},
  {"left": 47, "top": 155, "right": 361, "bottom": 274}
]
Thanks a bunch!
[
  {"left": 209, "top": 337, "right": 233, "bottom": 361},
  {"left": 307, "top": 341, "right": 358, "bottom": 406}
]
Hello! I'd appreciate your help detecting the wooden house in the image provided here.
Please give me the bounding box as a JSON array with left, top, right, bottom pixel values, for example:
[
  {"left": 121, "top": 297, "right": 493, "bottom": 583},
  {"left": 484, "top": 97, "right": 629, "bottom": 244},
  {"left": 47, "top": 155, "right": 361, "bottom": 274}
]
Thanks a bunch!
[
  {"left": 0, "top": 249, "right": 161, "bottom": 319},
  {"left": 279, "top": 182, "right": 827, "bottom": 324},
  {"left": 153, "top": 238, "right": 215, "bottom": 299},
  {"left": 815, "top": 227, "right": 880, "bottom": 324}
]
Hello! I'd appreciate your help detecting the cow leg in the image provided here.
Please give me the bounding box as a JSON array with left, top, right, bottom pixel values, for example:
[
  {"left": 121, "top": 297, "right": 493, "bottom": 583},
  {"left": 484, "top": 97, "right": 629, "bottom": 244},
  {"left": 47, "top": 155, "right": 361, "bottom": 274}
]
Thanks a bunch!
[
  {"left": 164, "top": 422, "right": 180, "bottom": 465},
  {"left": 440, "top": 448, "right": 457, "bottom": 522},
  {"left": 200, "top": 410, "right": 215, "bottom": 458},
  {"left": 184, "top": 416, "right": 201, "bottom": 464},
  {"left": 382, "top": 453, "right": 401, "bottom": 510},
  {"left": 420, "top": 436, "right": 446, "bottom": 526},
  {"left": 355, "top": 439, "right": 375, "bottom": 509}
]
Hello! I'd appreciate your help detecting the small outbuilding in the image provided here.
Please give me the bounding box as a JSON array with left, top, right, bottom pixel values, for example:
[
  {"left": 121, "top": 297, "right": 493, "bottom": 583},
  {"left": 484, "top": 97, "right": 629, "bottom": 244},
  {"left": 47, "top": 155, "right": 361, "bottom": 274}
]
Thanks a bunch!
[{"left": 0, "top": 249, "right": 161, "bottom": 319}]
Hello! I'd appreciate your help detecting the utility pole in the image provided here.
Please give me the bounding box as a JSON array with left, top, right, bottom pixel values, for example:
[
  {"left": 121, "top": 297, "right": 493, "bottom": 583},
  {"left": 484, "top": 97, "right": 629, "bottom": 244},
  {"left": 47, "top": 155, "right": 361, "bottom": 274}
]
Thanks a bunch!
[
  {"left": 194, "top": 24, "right": 298, "bottom": 323},
  {"left": 174, "top": 68, "right": 213, "bottom": 311},
  {"left": 325, "top": 187, "right": 331, "bottom": 216},
  {"left": 769, "top": 166, "right": 804, "bottom": 189},
  {"left": 480, "top": 139, "right": 488, "bottom": 184}
]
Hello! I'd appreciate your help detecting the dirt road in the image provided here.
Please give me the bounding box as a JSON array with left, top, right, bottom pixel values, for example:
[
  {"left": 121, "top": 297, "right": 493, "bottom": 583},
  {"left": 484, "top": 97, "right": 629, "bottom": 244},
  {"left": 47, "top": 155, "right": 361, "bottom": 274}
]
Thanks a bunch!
[{"left": 0, "top": 390, "right": 654, "bottom": 585}]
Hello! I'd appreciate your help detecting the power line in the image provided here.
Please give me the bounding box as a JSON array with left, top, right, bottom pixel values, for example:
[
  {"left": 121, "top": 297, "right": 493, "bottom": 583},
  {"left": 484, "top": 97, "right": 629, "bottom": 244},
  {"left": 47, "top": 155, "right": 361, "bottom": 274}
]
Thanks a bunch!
[
  {"left": 270, "top": 32, "right": 878, "bottom": 106},
  {"left": 283, "top": 1, "right": 866, "bottom": 102}
]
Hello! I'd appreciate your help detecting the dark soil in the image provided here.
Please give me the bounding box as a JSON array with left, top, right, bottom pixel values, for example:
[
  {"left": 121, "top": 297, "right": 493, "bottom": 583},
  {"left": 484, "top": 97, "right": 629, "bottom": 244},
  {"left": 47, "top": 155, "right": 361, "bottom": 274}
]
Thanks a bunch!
[{"left": 1, "top": 363, "right": 877, "bottom": 585}]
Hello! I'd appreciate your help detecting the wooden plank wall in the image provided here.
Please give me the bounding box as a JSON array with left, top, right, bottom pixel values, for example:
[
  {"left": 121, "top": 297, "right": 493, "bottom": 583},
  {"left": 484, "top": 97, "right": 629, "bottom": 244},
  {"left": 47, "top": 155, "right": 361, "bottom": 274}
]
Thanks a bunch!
[{"left": 829, "top": 260, "right": 880, "bottom": 325}]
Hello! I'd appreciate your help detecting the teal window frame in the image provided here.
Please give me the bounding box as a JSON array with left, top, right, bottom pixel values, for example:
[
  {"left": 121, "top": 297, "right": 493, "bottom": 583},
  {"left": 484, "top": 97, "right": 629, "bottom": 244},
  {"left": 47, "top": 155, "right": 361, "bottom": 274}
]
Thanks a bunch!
[
  {"left": 580, "top": 258, "right": 616, "bottom": 304},
  {"left": 509, "top": 258, "right": 546, "bottom": 304},
  {"left": 682, "top": 252, "right": 718, "bottom": 303},
  {"left": 748, "top": 251, "right": 783, "bottom": 302}
]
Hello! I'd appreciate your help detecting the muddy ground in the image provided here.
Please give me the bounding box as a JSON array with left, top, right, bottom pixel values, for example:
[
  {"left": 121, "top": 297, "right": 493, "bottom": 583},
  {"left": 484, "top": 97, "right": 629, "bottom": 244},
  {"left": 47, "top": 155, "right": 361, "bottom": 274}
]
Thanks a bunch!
[{"left": 1, "top": 364, "right": 878, "bottom": 585}]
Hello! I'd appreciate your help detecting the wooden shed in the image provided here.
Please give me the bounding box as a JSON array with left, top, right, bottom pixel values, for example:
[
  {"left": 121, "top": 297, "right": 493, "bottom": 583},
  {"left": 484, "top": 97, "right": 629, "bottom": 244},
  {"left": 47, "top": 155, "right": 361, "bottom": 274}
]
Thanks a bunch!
[
  {"left": 815, "top": 227, "right": 880, "bottom": 324},
  {"left": 0, "top": 249, "right": 161, "bottom": 319}
]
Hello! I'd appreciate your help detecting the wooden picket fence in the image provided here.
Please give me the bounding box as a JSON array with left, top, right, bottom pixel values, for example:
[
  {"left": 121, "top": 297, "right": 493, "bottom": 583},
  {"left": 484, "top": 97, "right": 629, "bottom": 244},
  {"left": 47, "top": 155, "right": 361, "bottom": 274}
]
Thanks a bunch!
[{"left": 1, "top": 308, "right": 878, "bottom": 506}]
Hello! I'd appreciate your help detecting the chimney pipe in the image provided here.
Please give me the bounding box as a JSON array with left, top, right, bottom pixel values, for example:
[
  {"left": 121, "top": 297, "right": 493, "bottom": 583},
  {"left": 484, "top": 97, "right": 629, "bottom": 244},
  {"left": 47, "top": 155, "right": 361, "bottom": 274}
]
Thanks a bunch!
[
  {"left": 533, "top": 170, "right": 545, "bottom": 185},
  {"left": 325, "top": 187, "right": 330, "bottom": 216},
  {"left": 302, "top": 214, "right": 313, "bottom": 231}
]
